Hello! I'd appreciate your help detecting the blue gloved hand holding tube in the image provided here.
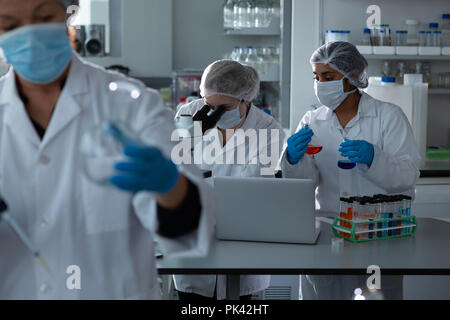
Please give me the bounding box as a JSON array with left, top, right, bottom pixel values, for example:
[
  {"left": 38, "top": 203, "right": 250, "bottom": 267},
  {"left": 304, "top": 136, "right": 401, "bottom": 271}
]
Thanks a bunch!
[
  {"left": 286, "top": 124, "right": 314, "bottom": 165},
  {"left": 104, "top": 123, "right": 179, "bottom": 194},
  {"left": 339, "top": 139, "right": 375, "bottom": 167}
]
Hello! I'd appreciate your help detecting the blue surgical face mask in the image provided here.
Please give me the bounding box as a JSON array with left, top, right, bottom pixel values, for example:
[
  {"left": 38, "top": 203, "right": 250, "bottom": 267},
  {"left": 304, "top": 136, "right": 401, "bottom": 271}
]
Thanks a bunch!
[
  {"left": 0, "top": 23, "right": 73, "bottom": 84},
  {"left": 216, "top": 102, "right": 243, "bottom": 129},
  {"left": 314, "top": 78, "right": 357, "bottom": 111}
]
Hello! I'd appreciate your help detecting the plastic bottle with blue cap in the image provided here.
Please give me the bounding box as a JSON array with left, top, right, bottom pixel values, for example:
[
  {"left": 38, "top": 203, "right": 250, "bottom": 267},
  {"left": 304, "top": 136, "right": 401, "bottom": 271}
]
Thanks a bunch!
[
  {"left": 362, "top": 28, "right": 371, "bottom": 45},
  {"left": 380, "top": 76, "right": 396, "bottom": 86},
  {"left": 442, "top": 14, "right": 450, "bottom": 47},
  {"left": 395, "top": 30, "right": 408, "bottom": 46}
]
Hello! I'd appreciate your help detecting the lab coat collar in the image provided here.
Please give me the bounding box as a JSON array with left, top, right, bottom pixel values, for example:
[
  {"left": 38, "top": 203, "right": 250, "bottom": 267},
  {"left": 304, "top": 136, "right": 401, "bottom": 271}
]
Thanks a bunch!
[
  {"left": 0, "top": 53, "right": 90, "bottom": 149},
  {"left": 0, "top": 69, "right": 41, "bottom": 147},
  {"left": 40, "top": 53, "right": 89, "bottom": 148}
]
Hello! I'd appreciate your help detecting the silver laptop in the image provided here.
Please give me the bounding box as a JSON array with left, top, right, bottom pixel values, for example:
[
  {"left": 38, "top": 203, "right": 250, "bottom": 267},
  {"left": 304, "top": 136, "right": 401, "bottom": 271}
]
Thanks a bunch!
[{"left": 214, "top": 177, "right": 320, "bottom": 244}]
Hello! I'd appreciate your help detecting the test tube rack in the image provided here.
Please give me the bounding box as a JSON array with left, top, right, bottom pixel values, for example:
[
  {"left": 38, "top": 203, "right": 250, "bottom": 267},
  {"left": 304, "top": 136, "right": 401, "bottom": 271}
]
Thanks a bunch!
[{"left": 332, "top": 215, "right": 417, "bottom": 243}]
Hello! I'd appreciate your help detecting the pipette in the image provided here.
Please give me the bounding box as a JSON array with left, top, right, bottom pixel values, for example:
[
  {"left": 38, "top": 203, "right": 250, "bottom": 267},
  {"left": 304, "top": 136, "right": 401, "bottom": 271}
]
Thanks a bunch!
[{"left": 0, "top": 200, "right": 52, "bottom": 275}]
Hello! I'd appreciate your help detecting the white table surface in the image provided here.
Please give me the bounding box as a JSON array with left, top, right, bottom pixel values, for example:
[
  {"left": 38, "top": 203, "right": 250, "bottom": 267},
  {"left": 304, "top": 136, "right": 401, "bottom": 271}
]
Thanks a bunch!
[{"left": 158, "top": 218, "right": 450, "bottom": 275}]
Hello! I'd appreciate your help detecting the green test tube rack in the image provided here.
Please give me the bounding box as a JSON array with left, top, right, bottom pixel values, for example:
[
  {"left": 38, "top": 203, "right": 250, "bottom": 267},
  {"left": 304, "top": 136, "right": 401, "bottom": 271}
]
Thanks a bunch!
[{"left": 332, "top": 216, "right": 417, "bottom": 243}]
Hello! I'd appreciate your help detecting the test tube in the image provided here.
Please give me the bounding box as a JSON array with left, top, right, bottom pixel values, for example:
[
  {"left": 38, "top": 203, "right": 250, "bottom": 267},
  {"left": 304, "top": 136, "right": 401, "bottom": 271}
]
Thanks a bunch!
[
  {"left": 379, "top": 24, "right": 392, "bottom": 46},
  {"left": 367, "top": 199, "right": 376, "bottom": 239},
  {"left": 349, "top": 197, "right": 360, "bottom": 240},
  {"left": 358, "top": 198, "right": 368, "bottom": 240},
  {"left": 374, "top": 198, "right": 383, "bottom": 238},
  {"left": 347, "top": 198, "right": 355, "bottom": 239},
  {"left": 394, "top": 196, "right": 402, "bottom": 235},
  {"left": 405, "top": 195, "right": 412, "bottom": 233},
  {"left": 433, "top": 31, "right": 442, "bottom": 47},
  {"left": 395, "top": 30, "right": 408, "bottom": 46},
  {"left": 385, "top": 197, "right": 393, "bottom": 237},
  {"left": 339, "top": 197, "right": 348, "bottom": 237},
  {"left": 419, "top": 31, "right": 427, "bottom": 46},
  {"left": 426, "top": 31, "right": 433, "bottom": 47},
  {"left": 370, "top": 27, "right": 379, "bottom": 46}
]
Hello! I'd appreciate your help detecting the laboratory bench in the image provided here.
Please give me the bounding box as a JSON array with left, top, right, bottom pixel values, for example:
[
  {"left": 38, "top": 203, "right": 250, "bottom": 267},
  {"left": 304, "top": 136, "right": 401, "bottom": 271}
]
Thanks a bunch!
[
  {"left": 157, "top": 218, "right": 450, "bottom": 299},
  {"left": 420, "top": 161, "right": 450, "bottom": 178}
]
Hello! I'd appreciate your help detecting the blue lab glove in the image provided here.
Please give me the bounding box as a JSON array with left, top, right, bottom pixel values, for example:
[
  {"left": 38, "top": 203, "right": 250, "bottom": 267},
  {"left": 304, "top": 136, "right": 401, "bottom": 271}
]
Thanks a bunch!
[
  {"left": 286, "top": 125, "right": 314, "bottom": 165},
  {"left": 339, "top": 139, "right": 375, "bottom": 167},
  {"left": 104, "top": 123, "right": 180, "bottom": 194}
]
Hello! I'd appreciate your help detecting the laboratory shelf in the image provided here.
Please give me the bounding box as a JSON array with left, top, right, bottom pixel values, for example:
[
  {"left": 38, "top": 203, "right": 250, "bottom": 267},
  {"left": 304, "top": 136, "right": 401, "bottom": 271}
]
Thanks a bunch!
[
  {"left": 225, "top": 18, "right": 281, "bottom": 36},
  {"left": 363, "top": 54, "right": 450, "bottom": 61},
  {"left": 429, "top": 89, "right": 450, "bottom": 95}
]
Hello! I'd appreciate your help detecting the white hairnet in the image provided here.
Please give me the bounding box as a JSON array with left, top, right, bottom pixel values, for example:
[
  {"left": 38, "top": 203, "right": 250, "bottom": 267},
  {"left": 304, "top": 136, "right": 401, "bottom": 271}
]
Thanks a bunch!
[
  {"left": 60, "top": 0, "right": 79, "bottom": 9},
  {"left": 200, "top": 60, "right": 260, "bottom": 102},
  {"left": 310, "top": 41, "right": 369, "bottom": 89}
]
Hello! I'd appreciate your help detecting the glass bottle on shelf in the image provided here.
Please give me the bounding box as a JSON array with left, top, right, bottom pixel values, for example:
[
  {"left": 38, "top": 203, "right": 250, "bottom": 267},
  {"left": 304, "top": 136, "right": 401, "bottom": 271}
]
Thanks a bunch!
[
  {"left": 442, "top": 14, "right": 450, "bottom": 47},
  {"left": 362, "top": 28, "right": 371, "bottom": 45},
  {"left": 223, "top": 0, "right": 235, "bottom": 29},
  {"left": 396, "top": 61, "right": 406, "bottom": 85},
  {"left": 237, "top": 46, "right": 248, "bottom": 64},
  {"left": 254, "top": 0, "right": 270, "bottom": 28},
  {"left": 237, "top": 0, "right": 251, "bottom": 29},
  {"left": 269, "top": 0, "right": 281, "bottom": 20},
  {"left": 382, "top": 61, "right": 391, "bottom": 77},
  {"left": 422, "top": 62, "right": 431, "bottom": 87},
  {"left": 230, "top": 46, "right": 240, "bottom": 61}
]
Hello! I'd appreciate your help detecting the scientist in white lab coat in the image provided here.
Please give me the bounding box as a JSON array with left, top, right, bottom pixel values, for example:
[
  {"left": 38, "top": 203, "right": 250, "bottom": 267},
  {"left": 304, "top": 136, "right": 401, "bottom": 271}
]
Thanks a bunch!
[
  {"left": 280, "top": 42, "right": 421, "bottom": 300},
  {"left": 0, "top": 0, "right": 214, "bottom": 299},
  {"left": 173, "top": 60, "right": 286, "bottom": 300}
]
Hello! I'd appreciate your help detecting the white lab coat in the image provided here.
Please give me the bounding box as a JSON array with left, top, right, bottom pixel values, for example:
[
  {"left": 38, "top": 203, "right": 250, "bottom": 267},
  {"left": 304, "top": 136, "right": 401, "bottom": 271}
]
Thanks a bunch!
[
  {"left": 0, "top": 54, "right": 215, "bottom": 299},
  {"left": 280, "top": 91, "right": 421, "bottom": 300},
  {"left": 173, "top": 99, "right": 286, "bottom": 299}
]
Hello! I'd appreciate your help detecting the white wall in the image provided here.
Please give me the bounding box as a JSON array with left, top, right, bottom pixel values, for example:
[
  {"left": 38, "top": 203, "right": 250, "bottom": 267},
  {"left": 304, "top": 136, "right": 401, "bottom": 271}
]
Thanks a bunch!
[
  {"left": 289, "top": 0, "right": 320, "bottom": 132},
  {"left": 87, "top": 0, "right": 173, "bottom": 77}
]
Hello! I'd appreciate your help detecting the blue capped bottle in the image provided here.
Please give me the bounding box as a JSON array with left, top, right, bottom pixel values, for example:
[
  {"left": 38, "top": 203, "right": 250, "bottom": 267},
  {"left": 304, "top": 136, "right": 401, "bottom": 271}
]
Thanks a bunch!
[{"left": 337, "top": 140, "right": 359, "bottom": 198}]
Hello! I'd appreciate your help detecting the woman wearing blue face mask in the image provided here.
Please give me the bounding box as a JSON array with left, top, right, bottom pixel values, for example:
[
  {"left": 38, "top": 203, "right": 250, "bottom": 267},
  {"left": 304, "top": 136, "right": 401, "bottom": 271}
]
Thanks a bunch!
[
  {"left": 0, "top": 0, "right": 214, "bottom": 299},
  {"left": 174, "top": 60, "right": 285, "bottom": 300},
  {"left": 280, "top": 42, "right": 421, "bottom": 300}
]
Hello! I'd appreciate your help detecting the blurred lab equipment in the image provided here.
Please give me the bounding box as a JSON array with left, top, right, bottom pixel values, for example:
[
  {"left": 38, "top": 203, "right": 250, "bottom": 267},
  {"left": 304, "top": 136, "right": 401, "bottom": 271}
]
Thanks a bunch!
[
  {"left": 396, "top": 61, "right": 406, "bottom": 84},
  {"left": 361, "top": 28, "right": 371, "bottom": 45},
  {"left": 442, "top": 14, "right": 450, "bottom": 47},
  {"left": 0, "top": 198, "right": 51, "bottom": 274},
  {"left": 223, "top": 0, "right": 235, "bottom": 29},
  {"left": 80, "top": 81, "right": 143, "bottom": 184},
  {"left": 395, "top": 30, "right": 408, "bottom": 46},
  {"left": 172, "top": 70, "right": 202, "bottom": 109},
  {"left": 225, "top": 0, "right": 276, "bottom": 30},
  {"left": 377, "top": 24, "right": 392, "bottom": 46},
  {"left": 227, "top": 46, "right": 280, "bottom": 77},
  {"left": 72, "top": 25, "right": 86, "bottom": 56},
  {"left": 84, "top": 24, "right": 105, "bottom": 57},
  {"left": 405, "top": 19, "right": 420, "bottom": 45},
  {"left": 438, "top": 72, "right": 450, "bottom": 88},
  {"left": 106, "top": 65, "right": 130, "bottom": 75}
]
